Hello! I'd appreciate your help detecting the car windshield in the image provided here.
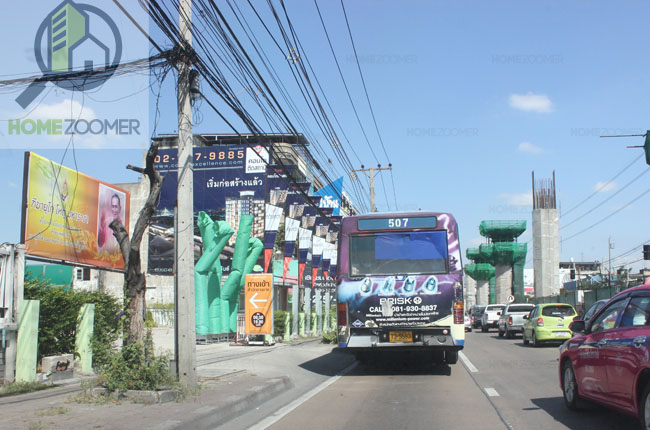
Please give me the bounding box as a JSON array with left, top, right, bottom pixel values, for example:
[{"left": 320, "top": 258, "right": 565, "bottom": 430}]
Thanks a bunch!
[
  {"left": 488, "top": 306, "right": 505, "bottom": 311},
  {"left": 542, "top": 306, "right": 575, "bottom": 317},
  {"left": 349, "top": 231, "right": 448, "bottom": 276},
  {"left": 507, "top": 305, "right": 535, "bottom": 313}
]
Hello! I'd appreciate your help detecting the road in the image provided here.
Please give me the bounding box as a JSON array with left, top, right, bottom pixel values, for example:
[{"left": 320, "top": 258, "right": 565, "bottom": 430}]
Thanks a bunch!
[{"left": 233, "top": 330, "right": 642, "bottom": 430}]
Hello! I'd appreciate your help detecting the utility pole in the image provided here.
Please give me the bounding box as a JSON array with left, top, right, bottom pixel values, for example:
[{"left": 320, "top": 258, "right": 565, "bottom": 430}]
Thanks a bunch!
[
  {"left": 175, "top": 0, "right": 197, "bottom": 388},
  {"left": 351, "top": 164, "right": 392, "bottom": 212},
  {"left": 608, "top": 237, "right": 614, "bottom": 289}
]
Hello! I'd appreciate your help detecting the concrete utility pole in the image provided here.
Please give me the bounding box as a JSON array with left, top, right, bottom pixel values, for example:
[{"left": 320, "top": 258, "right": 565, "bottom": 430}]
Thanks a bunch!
[
  {"left": 351, "top": 164, "right": 392, "bottom": 212},
  {"left": 175, "top": 0, "right": 197, "bottom": 388},
  {"left": 608, "top": 237, "right": 614, "bottom": 289}
]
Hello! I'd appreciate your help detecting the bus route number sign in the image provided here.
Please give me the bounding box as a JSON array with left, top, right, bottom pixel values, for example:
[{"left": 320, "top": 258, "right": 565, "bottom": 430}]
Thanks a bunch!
[{"left": 358, "top": 216, "right": 437, "bottom": 231}]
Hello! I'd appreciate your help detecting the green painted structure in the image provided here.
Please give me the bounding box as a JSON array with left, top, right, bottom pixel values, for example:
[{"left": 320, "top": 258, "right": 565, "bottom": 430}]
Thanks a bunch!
[
  {"left": 75, "top": 303, "right": 94, "bottom": 374},
  {"left": 16, "top": 300, "right": 39, "bottom": 383},
  {"left": 194, "top": 212, "right": 263, "bottom": 335},
  {"left": 25, "top": 265, "right": 73, "bottom": 287},
  {"left": 479, "top": 220, "right": 528, "bottom": 303}
]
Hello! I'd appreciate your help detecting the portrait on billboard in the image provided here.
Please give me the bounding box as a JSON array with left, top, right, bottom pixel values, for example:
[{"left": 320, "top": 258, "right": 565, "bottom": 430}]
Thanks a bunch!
[{"left": 97, "top": 184, "right": 126, "bottom": 252}]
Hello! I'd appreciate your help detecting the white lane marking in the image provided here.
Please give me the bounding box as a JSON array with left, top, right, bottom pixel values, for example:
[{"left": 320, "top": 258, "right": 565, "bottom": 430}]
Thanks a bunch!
[
  {"left": 485, "top": 387, "right": 500, "bottom": 397},
  {"left": 246, "top": 362, "right": 357, "bottom": 430},
  {"left": 459, "top": 351, "right": 478, "bottom": 373}
]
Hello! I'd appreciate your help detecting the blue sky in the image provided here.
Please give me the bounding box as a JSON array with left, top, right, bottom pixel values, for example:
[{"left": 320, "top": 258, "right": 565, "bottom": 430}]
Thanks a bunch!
[{"left": 1, "top": 0, "right": 650, "bottom": 273}]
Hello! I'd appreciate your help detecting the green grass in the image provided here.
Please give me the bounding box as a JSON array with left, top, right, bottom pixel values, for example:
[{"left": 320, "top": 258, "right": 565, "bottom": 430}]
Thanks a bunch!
[
  {"left": 0, "top": 381, "right": 53, "bottom": 398},
  {"left": 36, "top": 406, "right": 69, "bottom": 416}
]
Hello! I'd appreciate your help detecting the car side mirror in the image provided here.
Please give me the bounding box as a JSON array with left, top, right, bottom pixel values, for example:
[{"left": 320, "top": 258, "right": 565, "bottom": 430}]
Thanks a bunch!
[
  {"left": 497, "top": 311, "right": 502, "bottom": 316},
  {"left": 569, "top": 320, "right": 585, "bottom": 333},
  {"left": 523, "top": 315, "right": 528, "bottom": 320}
]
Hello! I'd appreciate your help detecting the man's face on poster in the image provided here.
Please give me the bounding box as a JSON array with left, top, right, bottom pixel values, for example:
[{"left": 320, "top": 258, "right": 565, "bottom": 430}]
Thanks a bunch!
[{"left": 111, "top": 195, "right": 121, "bottom": 219}]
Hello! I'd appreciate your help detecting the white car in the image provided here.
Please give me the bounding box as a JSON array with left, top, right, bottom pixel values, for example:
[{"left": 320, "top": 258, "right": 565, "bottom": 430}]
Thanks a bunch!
[
  {"left": 464, "top": 314, "right": 472, "bottom": 332},
  {"left": 481, "top": 304, "right": 506, "bottom": 332}
]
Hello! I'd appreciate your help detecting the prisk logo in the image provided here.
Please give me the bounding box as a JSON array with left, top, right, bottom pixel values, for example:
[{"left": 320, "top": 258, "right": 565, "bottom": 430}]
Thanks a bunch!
[
  {"left": 10, "top": 1, "right": 139, "bottom": 137},
  {"left": 379, "top": 297, "right": 414, "bottom": 305}
]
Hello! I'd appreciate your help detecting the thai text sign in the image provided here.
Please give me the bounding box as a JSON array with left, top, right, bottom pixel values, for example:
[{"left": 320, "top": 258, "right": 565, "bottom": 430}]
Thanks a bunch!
[
  {"left": 22, "top": 152, "right": 130, "bottom": 270},
  {"left": 245, "top": 273, "right": 273, "bottom": 335}
]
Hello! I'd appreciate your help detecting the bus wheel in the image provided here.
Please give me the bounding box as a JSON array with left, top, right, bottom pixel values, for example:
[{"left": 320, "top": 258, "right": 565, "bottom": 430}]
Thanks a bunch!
[{"left": 445, "top": 350, "right": 458, "bottom": 365}]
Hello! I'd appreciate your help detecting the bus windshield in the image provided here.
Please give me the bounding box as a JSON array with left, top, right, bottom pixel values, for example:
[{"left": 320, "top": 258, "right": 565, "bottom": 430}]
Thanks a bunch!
[{"left": 349, "top": 230, "right": 448, "bottom": 276}]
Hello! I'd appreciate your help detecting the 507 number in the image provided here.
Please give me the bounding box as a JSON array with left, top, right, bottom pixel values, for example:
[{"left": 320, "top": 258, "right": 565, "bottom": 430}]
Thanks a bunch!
[{"left": 388, "top": 218, "right": 409, "bottom": 228}]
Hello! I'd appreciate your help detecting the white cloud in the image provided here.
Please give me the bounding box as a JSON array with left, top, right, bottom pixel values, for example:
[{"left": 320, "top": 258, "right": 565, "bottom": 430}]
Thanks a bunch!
[
  {"left": 518, "top": 141, "right": 543, "bottom": 154},
  {"left": 497, "top": 192, "right": 532, "bottom": 206},
  {"left": 509, "top": 92, "right": 553, "bottom": 113},
  {"left": 8, "top": 182, "right": 17, "bottom": 188},
  {"left": 593, "top": 181, "right": 616, "bottom": 192},
  {"left": 28, "top": 99, "right": 96, "bottom": 121}
]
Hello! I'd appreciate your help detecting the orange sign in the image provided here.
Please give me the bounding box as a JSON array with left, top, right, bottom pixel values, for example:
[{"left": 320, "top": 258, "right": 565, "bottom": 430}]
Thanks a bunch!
[{"left": 245, "top": 273, "right": 273, "bottom": 335}]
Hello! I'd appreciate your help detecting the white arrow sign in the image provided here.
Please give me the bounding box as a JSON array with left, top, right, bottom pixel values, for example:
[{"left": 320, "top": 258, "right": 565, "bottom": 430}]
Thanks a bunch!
[{"left": 249, "top": 292, "right": 268, "bottom": 309}]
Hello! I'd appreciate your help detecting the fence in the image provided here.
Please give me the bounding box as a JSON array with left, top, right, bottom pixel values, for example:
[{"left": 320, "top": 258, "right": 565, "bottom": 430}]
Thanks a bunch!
[
  {"left": 148, "top": 308, "right": 174, "bottom": 328},
  {"left": 531, "top": 285, "right": 634, "bottom": 314}
]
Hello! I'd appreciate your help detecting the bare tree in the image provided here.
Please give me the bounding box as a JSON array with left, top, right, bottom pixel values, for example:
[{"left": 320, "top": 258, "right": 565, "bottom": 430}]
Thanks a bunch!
[{"left": 110, "top": 142, "right": 162, "bottom": 345}]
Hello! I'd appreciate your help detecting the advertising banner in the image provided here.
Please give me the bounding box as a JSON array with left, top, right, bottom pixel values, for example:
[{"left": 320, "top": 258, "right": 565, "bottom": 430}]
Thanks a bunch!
[
  {"left": 244, "top": 273, "right": 273, "bottom": 335},
  {"left": 261, "top": 165, "right": 294, "bottom": 272},
  {"left": 297, "top": 227, "right": 312, "bottom": 287},
  {"left": 311, "top": 236, "right": 326, "bottom": 288},
  {"left": 314, "top": 177, "right": 344, "bottom": 216},
  {"left": 148, "top": 144, "right": 268, "bottom": 275},
  {"left": 22, "top": 152, "right": 130, "bottom": 270},
  {"left": 282, "top": 217, "right": 300, "bottom": 280}
]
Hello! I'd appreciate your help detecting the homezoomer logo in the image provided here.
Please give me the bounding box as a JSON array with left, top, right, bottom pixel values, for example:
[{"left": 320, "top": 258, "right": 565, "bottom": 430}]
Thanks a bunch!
[{"left": 9, "top": 0, "right": 141, "bottom": 137}]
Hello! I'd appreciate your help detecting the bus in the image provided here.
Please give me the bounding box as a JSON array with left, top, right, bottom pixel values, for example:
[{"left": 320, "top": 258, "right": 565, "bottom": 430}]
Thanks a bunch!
[{"left": 336, "top": 212, "right": 464, "bottom": 364}]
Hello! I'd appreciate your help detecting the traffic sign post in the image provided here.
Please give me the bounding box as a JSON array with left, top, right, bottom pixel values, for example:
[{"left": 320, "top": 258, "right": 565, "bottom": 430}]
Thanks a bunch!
[
  {"left": 507, "top": 295, "right": 515, "bottom": 304},
  {"left": 245, "top": 273, "right": 273, "bottom": 335}
]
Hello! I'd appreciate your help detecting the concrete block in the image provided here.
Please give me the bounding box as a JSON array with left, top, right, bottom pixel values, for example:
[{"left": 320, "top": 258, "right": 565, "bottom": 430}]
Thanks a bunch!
[
  {"left": 42, "top": 354, "right": 74, "bottom": 374},
  {"left": 157, "top": 390, "right": 178, "bottom": 403},
  {"left": 124, "top": 390, "right": 159, "bottom": 404}
]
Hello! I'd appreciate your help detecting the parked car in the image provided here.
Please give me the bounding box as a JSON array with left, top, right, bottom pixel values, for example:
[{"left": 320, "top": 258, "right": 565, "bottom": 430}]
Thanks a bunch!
[
  {"left": 481, "top": 304, "right": 506, "bottom": 332},
  {"left": 559, "top": 284, "right": 650, "bottom": 427},
  {"left": 522, "top": 303, "right": 577, "bottom": 346},
  {"left": 464, "top": 314, "right": 472, "bottom": 332},
  {"left": 470, "top": 305, "right": 486, "bottom": 329},
  {"left": 498, "top": 303, "right": 536, "bottom": 338}
]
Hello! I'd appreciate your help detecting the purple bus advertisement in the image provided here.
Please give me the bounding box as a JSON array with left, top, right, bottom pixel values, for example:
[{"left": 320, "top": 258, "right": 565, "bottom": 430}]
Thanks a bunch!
[{"left": 336, "top": 212, "right": 464, "bottom": 364}]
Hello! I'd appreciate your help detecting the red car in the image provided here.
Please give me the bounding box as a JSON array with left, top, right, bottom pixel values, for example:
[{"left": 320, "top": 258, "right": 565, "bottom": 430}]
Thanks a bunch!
[{"left": 559, "top": 283, "right": 650, "bottom": 428}]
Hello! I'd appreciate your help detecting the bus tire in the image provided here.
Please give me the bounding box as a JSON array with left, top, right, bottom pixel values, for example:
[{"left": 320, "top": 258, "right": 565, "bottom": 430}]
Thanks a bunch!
[{"left": 445, "top": 350, "right": 458, "bottom": 365}]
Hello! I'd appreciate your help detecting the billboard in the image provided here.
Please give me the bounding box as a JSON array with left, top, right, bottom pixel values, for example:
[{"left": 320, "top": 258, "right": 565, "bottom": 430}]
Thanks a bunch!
[
  {"left": 148, "top": 144, "right": 270, "bottom": 275},
  {"left": 21, "top": 152, "right": 130, "bottom": 270}
]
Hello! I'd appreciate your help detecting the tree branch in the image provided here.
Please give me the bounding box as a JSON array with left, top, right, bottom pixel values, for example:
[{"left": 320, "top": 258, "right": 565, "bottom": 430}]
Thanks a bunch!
[{"left": 131, "top": 142, "right": 162, "bottom": 248}]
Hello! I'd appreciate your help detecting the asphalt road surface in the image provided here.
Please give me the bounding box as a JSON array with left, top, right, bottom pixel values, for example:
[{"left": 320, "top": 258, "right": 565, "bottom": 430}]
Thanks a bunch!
[{"left": 235, "top": 330, "right": 644, "bottom": 430}]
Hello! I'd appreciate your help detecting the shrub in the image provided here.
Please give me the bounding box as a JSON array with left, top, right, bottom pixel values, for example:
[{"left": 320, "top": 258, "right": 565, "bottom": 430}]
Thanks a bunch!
[
  {"left": 144, "top": 310, "right": 157, "bottom": 328},
  {"left": 23, "top": 279, "right": 122, "bottom": 368},
  {"left": 100, "top": 339, "right": 175, "bottom": 392},
  {"left": 321, "top": 330, "right": 337, "bottom": 344},
  {"left": 274, "top": 310, "right": 291, "bottom": 338}
]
